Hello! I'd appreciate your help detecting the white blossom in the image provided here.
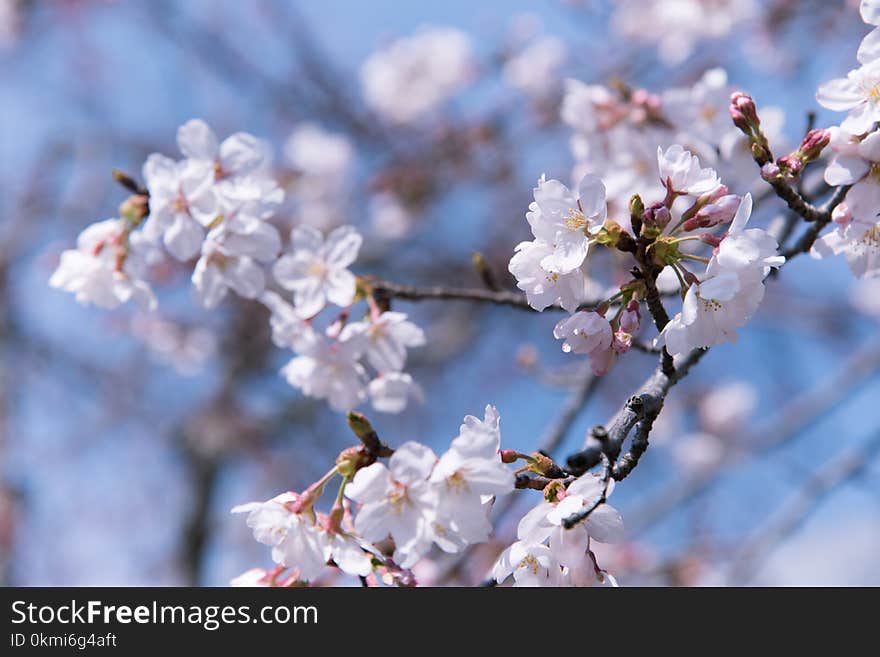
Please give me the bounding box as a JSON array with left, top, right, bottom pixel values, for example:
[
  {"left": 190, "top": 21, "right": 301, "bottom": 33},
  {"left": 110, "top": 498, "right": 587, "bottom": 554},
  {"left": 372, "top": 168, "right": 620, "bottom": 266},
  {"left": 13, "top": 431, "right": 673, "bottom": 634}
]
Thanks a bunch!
[
  {"left": 273, "top": 225, "right": 362, "bottom": 318},
  {"left": 368, "top": 372, "right": 423, "bottom": 414},
  {"left": 657, "top": 145, "right": 721, "bottom": 197},
  {"left": 428, "top": 405, "right": 514, "bottom": 551},
  {"left": 346, "top": 442, "right": 438, "bottom": 568},
  {"left": 141, "top": 154, "right": 217, "bottom": 261},
  {"left": 493, "top": 541, "right": 564, "bottom": 587},
  {"left": 660, "top": 195, "right": 783, "bottom": 356},
  {"left": 361, "top": 27, "right": 473, "bottom": 124},
  {"left": 231, "top": 492, "right": 328, "bottom": 582},
  {"left": 526, "top": 174, "right": 606, "bottom": 274},
  {"left": 811, "top": 183, "right": 880, "bottom": 278},
  {"left": 280, "top": 328, "right": 368, "bottom": 412},
  {"left": 341, "top": 311, "right": 426, "bottom": 373},
  {"left": 816, "top": 59, "right": 880, "bottom": 134},
  {"left": 192, "top": 220, "right": 280, "bottom": 309},
  {"left": 49, "top": 219, "right": 157, "bottom": 310},
  {"left": 508, "top": 239, "right": 594, "bottom": 312}
]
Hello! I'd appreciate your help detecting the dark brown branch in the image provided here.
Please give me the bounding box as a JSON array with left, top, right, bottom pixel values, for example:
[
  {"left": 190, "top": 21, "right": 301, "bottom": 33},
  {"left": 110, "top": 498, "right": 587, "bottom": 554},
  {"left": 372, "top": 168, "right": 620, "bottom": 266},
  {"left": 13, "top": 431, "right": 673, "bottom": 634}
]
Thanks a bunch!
[{"left": 780, "top": 184, "right": 852, "bottom": 259}]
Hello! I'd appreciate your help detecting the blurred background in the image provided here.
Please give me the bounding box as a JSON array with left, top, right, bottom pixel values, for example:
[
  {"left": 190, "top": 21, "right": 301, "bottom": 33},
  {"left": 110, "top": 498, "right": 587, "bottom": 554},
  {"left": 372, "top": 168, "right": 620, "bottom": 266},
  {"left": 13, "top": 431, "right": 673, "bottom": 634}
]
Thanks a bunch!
[{"left": 1, "top": 0, "right": 879, "bottom": 586}]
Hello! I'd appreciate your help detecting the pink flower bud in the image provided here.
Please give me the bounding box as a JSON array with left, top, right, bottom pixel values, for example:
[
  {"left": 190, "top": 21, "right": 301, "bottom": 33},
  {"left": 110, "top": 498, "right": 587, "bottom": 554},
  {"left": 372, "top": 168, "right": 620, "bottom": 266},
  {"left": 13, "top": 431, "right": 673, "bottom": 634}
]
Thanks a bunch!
[
  {"left": 700, "top": 233, "right": 722, "bottom": 248},
  {"left": 619, "top": 302, "right": 641, "bottom": 334},
  {"left": 798, "top": 128, "right": 831, "bottom": 161},
  {"left": 832, "top": 203, "right": 852, "bottom": 226},
  {"left": 776, "top": 154, "right": 803, "bottom": 177},
  {"left": 694, "top": 194, "right": 740, "bottom": 228},
  {"left": 644, "top": 202, "right": 671, "bottom": 229},
  {"left": 500, "top": 449, "right": 519, "bottom": 464},
  {"left": 760, "top": 162, "right": 781, "bottom": 181}
]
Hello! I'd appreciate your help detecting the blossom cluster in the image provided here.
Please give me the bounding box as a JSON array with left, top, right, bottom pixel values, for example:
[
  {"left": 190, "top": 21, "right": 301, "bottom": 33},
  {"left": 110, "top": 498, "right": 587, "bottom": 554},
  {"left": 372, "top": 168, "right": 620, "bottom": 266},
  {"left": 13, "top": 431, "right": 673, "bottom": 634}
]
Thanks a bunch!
[
  {"left": 509, "top": 143, "right": 784, "bottom": 373},
  {"left": 562, "top": 68, "right": 784, "bottom": 215},
  {"left": 813, "top": 1, "right": 880, "bottom": 279},
  {"left": 49, "top": 120, "right": 426, "bottom": 415},
  {"left": 233, "top": 406, "right": 522, "bottom": 584},
  {"left": 493, "top": 474, "right": 621, "bottom": 587}
]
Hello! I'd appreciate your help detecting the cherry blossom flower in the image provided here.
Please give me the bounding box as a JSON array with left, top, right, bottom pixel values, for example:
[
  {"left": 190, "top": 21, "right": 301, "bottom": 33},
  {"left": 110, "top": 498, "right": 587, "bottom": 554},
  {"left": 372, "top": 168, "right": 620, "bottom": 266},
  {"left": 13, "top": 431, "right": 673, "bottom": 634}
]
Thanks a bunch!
[
  {"left": 232, "top": 492, "right": 328, "bottom": 582},
  {"left": 49, "top": 218, "right": 157, "bottom": 310},
  {"left": 493, "top": 542, "right": 564, "bottom": 587},
  {"left": 660, "top": 195, "right": 783, "bottom": 356},
  {"left": 503, "top": 35, "right": 567, "bottom": 99},
  {"left": 526, "top": 174, "right": 607, "bottom": 274},
  {"left": 192, "top": 221, "right": 280, "bottom": 309},
  {"left": 341, "top": 311, "right": 426, "bottom": 373},
  {"left": 494, "top": 474, "right": 620, "bottom": 587},
  {"left": 273, "top": 225, "right": 362, "bottom": 318},
  {"left": 360, "top": 27, "right": 474, "bottom": 124},
  {"left": 823, "top": 129, "right": 880, "bottom": 187},
  {"left": 141, "top": 154, "right": 217, "bottom": 261},
  {"left": 280, "top": 328, "right": 368, "bottom": 413},
  {"left": 657, "top": 145, "right": 721, "bottom": 197},
  {"left": 368, "top": 372, "right": 423, "bottom": 414},
  {"left": 508, "top": 239, "right": 594, "bottom": 312},
  {"left": 428, "top": 405, "right": 514, "bottom": 551},
  {"left": 321, "top": 529, "right": 373, "bottom": 578},
  {"left": 553, "top": 311, "right": 618, "bottom": 375},
  {"left": 811, "top": 182, "right": 880, "bottom": 278},
  {"left": 816, "top": 59, "right": 880, "bottom": 134},
  {"left": 177, "top": 118, "right": 270, "bottom": 182},
  {"left": 259, "top": 291, "right": 313, "bottom": 351},
  {"left": 346, "top": 442, "right": 438, "bottom": 568},
  {"left": 553, "top": 311, "right": 612, "bottom": 355}
]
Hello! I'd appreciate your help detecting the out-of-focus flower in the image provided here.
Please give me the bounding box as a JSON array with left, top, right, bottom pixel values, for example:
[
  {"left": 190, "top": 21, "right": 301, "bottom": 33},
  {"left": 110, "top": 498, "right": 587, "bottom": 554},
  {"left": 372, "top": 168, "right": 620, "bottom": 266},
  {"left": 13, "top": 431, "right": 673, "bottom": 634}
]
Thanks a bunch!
[
  {"left": 361, "top": 27, "right": 474, "bottom": 124},
  {"left": 273, "top": 225, "right": 362, "bottom": 318},
  {"left": 50, "top": 219, "right": 157, "bottom": 310}
]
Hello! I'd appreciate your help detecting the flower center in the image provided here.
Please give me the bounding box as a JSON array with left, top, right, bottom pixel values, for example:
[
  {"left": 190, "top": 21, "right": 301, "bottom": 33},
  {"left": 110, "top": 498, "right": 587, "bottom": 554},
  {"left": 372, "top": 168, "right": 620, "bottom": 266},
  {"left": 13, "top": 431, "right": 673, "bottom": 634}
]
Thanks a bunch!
[
  {"left": 307, "top": 259, "right": 329, "bottom": 278},
  {"left": 861, "top": 224, "right": 880, "bottom": 249},
  {"left": 699, "top": 294, "right": 723, "bottom": 312},
  {"left": 446, "top": 471, "right": 469, "bottom": 493},
  {"left": 387, "top": 481, "right": 410, "bottom": 514},
  {"left": 565, "top": 208, "right": 588, "bottom": 231},
  {"left": 519, "top": 555, "right": 540, "bottom": 575}
]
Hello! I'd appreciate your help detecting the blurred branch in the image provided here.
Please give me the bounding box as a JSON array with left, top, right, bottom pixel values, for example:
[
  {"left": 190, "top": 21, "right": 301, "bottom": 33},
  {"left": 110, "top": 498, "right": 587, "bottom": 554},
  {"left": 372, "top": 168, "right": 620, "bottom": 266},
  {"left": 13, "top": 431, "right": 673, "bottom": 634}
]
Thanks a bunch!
[
  {"left": 727, "top": 430, "right": 880, "bottom": 584},
  {"left": 627, "top": 336, "right": 880, "bottom": 536}
]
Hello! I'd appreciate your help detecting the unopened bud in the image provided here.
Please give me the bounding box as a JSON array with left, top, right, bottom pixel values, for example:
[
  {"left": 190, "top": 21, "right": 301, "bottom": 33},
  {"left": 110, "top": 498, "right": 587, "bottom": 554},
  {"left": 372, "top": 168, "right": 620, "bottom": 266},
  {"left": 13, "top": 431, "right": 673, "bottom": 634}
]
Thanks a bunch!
[
  {"left": 730, "top": 92, "right": 759, "bottom": 130},
  {"left": 119, "top": 194, "right": 149, "bottom": 224},
  {"left": 798, "top": 128, "right": 831, "bottom": 161},
  {"left": 693, "top": 194, "right": 740, "bottom": 228},
  {"left": 832, "top": 202, "right": 852, "bottom": 226},
  {"left": 629, "top": 194, "right": 645, "bottom": 235},
  {"left": 527, "top": 452, "right": 565, "bottom": 478},
  {"left": 700, "top": 233, "right": 723, "bottom": 248},
  {"left": 500, "top": 449, "right": 518, "bottom": 464},
  {"left": 776, "top": 154, "right": 803, "bottom": 178},
  {"left": 619, "top": 300, "right": 641, "bottom": 333},
  {"left": 761, "top": 162, "right": 781, "bottom": 181},
  {"left": 644, "top": 202, "right": 671, "bottom": 230},
  {"left": 336, "top": 446, "right": 368, "bottom": 478}
]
